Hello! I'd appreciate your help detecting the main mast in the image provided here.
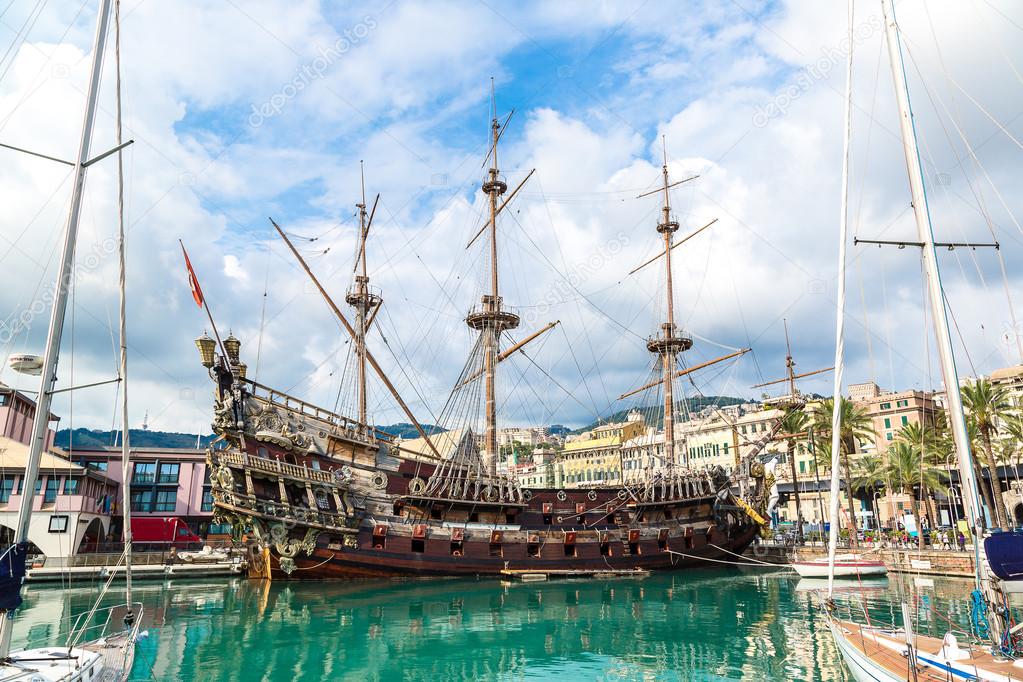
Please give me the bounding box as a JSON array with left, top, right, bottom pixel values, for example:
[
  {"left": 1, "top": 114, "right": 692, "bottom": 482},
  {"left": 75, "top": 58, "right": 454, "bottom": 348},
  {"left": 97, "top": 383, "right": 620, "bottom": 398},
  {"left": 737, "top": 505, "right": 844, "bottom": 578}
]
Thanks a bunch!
[
  {"left": 0, "top": 0, "right": 113, "bottom": 656},
  {"left": 467, "top": 84, "right": 519, "bottom": 475},
  {"left": 345, "top": 162, "right": 381, "bottom": 429},
  {"left": 878, "top": 0, "right": 1012, "bottom": 648},
  {"left": 646, "top": 139, "right": 692, "bottom": 468}
]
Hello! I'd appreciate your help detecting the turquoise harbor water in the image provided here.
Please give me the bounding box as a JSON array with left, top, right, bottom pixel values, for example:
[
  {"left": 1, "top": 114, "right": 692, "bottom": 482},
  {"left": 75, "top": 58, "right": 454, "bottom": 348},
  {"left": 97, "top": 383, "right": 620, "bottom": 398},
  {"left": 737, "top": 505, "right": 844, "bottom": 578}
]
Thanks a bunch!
[{"left": 11, "top": 569, "right": 978, "bottom": 681}]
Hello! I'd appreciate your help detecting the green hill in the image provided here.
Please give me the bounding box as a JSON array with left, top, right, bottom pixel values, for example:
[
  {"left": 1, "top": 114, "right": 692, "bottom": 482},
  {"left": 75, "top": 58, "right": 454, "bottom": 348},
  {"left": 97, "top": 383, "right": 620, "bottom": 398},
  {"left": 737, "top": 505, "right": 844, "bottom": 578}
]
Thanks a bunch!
[
  {"left": 376, "top": 423, "right": 447, "bottom": 439},
  {"left": 54, "top": 428, "right": 215, "bottom": 450}
]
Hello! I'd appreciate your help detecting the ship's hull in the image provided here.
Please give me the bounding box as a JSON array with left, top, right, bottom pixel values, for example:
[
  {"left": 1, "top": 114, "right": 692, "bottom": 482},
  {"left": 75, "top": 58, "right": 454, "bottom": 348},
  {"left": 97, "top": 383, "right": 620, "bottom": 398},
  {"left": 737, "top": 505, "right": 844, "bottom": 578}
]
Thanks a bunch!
[
  {"left": 204, "top": 375, "right": 771, "bottom": 581},
  {"left": 260, "top": 524, "right": 760, "bottom": 579}
]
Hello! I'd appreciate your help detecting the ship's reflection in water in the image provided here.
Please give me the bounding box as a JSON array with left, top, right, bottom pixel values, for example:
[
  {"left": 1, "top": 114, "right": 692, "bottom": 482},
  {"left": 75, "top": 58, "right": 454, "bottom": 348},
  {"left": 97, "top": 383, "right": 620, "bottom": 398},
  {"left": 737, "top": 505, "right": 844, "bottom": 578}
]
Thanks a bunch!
[{"left": 14, "top": 569, "right": 979, "bottom": 681}]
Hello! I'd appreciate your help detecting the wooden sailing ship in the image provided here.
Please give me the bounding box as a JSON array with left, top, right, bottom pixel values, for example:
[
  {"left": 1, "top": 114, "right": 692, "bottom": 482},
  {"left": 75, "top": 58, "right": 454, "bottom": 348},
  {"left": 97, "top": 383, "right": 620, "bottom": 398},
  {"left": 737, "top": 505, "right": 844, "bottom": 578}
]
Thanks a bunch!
[{"left": 201, "top": 92, "right": 775, "bottom": 579}]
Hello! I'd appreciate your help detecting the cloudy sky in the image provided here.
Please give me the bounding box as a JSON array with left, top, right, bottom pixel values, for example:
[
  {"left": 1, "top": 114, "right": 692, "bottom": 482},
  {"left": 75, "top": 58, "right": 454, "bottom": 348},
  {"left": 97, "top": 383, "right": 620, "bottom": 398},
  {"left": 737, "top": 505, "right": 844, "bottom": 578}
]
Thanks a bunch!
[{"left": 0, "top": 0, "right": 1021, "bottom": 434}]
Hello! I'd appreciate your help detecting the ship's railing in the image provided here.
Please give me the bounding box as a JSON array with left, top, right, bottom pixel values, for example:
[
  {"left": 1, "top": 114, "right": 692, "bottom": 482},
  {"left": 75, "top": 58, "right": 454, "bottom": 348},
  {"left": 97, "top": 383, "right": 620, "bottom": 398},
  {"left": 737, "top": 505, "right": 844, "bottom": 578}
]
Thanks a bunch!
[
  {"left": 219, "top": 490, "right": 353, "bottom": 530},
  {"left": 240, "top": 377, "right": 394, "bottom": 443},
  {"left": 216, "top": 450, "right": 338, "bottom": 486}
]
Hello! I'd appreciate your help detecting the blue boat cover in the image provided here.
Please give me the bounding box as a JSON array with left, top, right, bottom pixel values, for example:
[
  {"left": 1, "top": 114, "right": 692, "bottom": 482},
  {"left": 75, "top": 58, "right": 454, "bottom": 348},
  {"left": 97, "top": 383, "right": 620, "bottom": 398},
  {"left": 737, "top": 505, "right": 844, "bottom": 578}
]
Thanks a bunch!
[
  {"left": 0, "top": 542, "right": 28, "bottom": 612},
  {"left": 984, "top": 531, "right": 1023, "bottom": 581}
]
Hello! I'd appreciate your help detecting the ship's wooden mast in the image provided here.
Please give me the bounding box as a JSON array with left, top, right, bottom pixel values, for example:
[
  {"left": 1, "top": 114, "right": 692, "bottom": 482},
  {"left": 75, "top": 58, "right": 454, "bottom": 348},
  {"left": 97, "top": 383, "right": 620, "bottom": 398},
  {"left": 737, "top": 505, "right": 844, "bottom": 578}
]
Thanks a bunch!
[
  {"left": 646, "top": 138, "right": 693, "bottom": 469},
  {"left": 346, "top": 162, "right": 380, "bottom": 427},
  {"left": 466, "top": 83, "right": 520, "bottom": 476}
]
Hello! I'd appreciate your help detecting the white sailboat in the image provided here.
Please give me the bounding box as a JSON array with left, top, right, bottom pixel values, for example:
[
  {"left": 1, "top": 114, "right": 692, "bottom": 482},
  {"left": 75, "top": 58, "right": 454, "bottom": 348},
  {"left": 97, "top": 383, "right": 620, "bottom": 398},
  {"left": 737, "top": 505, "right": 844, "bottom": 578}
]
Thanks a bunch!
[
  {"left": 825, "top": 1, "right": 1017, "bottom": 679},
  {"left": 792, "top": 554, "right": 886, "bottom": 579},
  {"left": 0, "top": 1, "right": 142, "bottom": 679}
]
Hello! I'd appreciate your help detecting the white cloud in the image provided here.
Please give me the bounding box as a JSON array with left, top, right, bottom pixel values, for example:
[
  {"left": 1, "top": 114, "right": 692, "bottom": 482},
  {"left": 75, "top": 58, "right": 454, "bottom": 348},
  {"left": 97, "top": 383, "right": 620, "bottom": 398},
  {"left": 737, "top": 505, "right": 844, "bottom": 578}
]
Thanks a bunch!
[{"left": 0, "top": 0, "right": 1020, "bottom": 434}]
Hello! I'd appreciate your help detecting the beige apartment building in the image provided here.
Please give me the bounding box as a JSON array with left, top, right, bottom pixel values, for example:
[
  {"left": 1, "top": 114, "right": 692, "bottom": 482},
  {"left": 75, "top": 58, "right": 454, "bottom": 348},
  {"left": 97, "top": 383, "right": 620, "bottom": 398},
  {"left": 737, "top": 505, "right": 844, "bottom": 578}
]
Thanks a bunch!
[
  {"left": 558, "top": 412, "right": 647, "bottom": 488},
  {"left": 848, "top": 381, "right": 938, "bottom": 454}
]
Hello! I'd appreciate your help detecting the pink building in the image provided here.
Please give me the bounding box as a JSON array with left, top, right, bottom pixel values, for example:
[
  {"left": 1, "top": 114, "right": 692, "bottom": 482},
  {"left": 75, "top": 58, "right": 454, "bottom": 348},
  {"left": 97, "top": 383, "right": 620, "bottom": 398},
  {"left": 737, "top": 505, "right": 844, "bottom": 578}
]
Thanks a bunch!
[
  {"left": 68, "top": 445, "right": 223, "bottom": 539},
  {"left": 0, "top": 382, "right": 222, "bottom": 559},
  {"left": 0, "top": 382, "right": 56, "bottom": 449}
]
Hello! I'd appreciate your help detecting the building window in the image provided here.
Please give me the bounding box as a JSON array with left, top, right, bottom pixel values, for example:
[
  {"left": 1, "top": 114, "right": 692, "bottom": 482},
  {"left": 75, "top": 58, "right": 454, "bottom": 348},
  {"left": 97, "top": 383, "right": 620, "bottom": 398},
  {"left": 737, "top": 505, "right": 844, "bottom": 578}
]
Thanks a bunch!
[
  {"left": 63, "top": 477, "right": 80, "bottom": 495},
  {"left": 0, "top": 394, "right": 8, "bottom": 406},
  {"left": 131, "top": 489, "right": 153, "bottom": 512},
  {"left": 883, "top": 418, "right": 891, "bottom": 429},
  {"left": 886, "top": 432, "right": 893, "bottom": 441},
  {"left": 154, "top": 490, "right": 176, "bottom": 512},
  {"left": 202, "top": 489, "right": 214, "bottom": 512},
  {"left": 132, "top": 462, "right": 156, "bottom": 484},
  {"left": 880, "top": 402, "right": 891, "bottom": 410},
  {"left": 799, "top": 461, "right": 806, "bottom": 474},
  {"left": 901, "top": 416, "right": 909, "bottom": 426},
  {"left": 158, "top": 463, "right": 180, "bottom": 484},
  {"left": 48, "top": 515, "right": 69, "bottom": 533},
  {"left": 0, "top": 478, "right": 12, "bottom": 503},
  {"left": 43, "top": 478, "right": 58, "bottom": 504}
]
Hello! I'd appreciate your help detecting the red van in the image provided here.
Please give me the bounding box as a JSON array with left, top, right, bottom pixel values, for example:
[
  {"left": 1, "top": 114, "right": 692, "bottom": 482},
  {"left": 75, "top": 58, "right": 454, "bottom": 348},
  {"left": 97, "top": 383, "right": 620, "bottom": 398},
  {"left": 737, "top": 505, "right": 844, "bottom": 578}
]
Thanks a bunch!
[{"left": 131, "top": 517, "right": 201, "bottom": 548}]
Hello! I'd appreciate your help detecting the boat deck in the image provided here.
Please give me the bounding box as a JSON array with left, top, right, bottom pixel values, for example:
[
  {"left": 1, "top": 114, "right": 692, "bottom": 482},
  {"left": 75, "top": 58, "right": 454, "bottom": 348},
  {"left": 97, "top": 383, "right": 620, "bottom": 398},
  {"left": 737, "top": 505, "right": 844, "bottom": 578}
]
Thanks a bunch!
[
  {"left": 835, "top": 619, "right": 1023, "bottom": 680},
  {"left": 78, "top": 630, "right": 136, "bottom": 682}
]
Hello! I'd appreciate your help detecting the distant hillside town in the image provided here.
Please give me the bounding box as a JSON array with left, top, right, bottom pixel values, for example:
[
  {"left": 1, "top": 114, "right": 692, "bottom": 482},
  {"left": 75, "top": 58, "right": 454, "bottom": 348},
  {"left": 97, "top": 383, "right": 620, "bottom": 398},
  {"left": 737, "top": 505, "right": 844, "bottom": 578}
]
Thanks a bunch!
[{"left": 3, "top": 364, "right": 1023, "bottom": 559}]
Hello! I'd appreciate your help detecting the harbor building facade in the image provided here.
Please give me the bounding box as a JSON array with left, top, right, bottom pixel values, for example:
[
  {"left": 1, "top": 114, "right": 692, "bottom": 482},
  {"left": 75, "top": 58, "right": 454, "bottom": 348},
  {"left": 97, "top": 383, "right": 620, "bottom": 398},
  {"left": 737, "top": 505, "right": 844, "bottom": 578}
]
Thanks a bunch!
[{"left": 558, "top": 412, "right": 647, "bottom": 488}]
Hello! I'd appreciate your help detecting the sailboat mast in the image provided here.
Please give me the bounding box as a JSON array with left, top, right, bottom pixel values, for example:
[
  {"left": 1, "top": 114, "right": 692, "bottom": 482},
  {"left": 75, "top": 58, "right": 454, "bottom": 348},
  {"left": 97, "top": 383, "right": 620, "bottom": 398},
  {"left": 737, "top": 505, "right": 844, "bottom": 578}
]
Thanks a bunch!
[
  {"left": 880, "top": 0, "right": 987, "bottom": 584},
  {"left": 826, "top": 0, "right": 854, "bottom": 599},
  {"left": 0, "top": 0, "right": 113, "bottom": 656},
  {"left": 113, "top": 0, "right": 133, "bottom": 619}
]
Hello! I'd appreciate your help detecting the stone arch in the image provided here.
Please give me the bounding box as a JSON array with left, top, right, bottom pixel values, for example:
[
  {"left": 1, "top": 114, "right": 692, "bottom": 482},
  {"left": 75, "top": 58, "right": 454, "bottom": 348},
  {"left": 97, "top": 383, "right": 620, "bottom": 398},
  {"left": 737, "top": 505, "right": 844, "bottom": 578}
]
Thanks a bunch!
[
  {"left": 77, "top": 517, "right": 105, "bottom": 553},
  {"left": 0, "top": 512, "right": 107, "bottom": 561}
]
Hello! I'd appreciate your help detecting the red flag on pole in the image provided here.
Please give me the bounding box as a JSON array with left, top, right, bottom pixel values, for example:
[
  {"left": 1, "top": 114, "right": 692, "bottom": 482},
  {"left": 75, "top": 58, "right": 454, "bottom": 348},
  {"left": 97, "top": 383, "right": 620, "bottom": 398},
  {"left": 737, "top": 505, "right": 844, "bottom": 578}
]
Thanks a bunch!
[{"left": 179, "top": 241, "right": 204, "bottom": 308}]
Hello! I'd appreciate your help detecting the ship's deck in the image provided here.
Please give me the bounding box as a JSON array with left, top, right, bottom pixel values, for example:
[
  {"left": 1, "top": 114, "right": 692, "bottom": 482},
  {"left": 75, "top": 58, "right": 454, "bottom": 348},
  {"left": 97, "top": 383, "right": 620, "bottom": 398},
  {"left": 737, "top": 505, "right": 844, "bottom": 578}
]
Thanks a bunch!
[{"left": 834, "top": 618, "right": 1023, "bottom": 680}]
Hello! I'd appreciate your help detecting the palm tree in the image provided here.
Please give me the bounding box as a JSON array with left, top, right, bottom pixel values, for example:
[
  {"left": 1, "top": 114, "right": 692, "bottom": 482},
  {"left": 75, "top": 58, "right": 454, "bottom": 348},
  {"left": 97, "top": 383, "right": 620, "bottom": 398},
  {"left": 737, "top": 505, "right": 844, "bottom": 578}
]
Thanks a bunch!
[
  {"left": 994, "top": 438, "right": 1022, "bottom": 527},
  {"left": 896, "top": 421, "right": 941, "bottom": 530},
  {"left": 961, "top": 379, "right": 1012, "bottom": 528},
  {"left": 933, "top": 407, "right": 996, "bottom": 526},
  {"left": 780, "top": 407, "right": 809, "bottom": 542},
  {"left": 811, "top": 398, "right": 873, "bottom": 545},
  {"left": 1003, "top": 413, "right": 1023, "bottom": 509},
  {"left": 885, "top": 441, "right": 948, "bottom": 549},
  {"left": 851, "top": 455, "right": 886, "bottom": 530}
]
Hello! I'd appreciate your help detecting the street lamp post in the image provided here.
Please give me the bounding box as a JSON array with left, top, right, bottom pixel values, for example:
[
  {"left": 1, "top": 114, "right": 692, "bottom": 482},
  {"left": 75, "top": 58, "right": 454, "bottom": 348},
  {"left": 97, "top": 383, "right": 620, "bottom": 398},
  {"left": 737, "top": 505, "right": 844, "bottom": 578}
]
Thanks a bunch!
[{"left": 872, "top": 490, "right": 883, "bottom": 533}]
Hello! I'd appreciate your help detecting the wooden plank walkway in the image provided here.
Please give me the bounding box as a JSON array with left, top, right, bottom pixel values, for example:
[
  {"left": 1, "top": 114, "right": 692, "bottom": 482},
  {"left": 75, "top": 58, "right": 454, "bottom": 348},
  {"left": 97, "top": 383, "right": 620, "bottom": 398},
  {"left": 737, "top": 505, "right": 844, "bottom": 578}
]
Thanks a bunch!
[{"left": 836, "top": 619, "right": 1023, "bottom": 681}]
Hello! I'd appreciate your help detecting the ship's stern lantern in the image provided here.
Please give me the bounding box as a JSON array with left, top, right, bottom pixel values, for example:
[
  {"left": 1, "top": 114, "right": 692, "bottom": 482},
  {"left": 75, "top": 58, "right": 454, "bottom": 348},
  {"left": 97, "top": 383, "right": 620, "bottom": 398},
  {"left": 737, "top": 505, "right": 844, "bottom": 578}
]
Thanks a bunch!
[
  {"left": 195, "top": 332, "right": 216, "bottom": 368},
  {"left": 236, "top": 361, "right": 248, "bottom": 380},
  {"left": 223, "top": 332, "right": 241, "bottom": 366}
]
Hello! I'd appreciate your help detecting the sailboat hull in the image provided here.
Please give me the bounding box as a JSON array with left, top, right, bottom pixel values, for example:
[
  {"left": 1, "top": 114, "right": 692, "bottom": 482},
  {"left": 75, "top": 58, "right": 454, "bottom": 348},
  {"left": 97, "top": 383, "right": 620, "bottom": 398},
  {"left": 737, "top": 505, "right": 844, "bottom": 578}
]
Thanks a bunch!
[{"left": 828, "top": 620, "right": 904, "bottom": 682}]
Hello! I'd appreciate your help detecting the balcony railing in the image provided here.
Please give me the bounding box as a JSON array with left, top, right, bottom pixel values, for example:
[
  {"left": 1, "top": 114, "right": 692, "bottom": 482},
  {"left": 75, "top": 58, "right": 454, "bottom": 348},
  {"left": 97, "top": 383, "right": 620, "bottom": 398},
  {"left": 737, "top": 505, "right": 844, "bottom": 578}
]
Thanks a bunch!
[
  {"left": 241, "top": 378, "right": 394, "bottom": 444},
  {"left": 217, "top": 490, "right": 352, "bottom": 530},
  {"left": 215, "top": 451, "right": 338, "bottom": 486}
]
